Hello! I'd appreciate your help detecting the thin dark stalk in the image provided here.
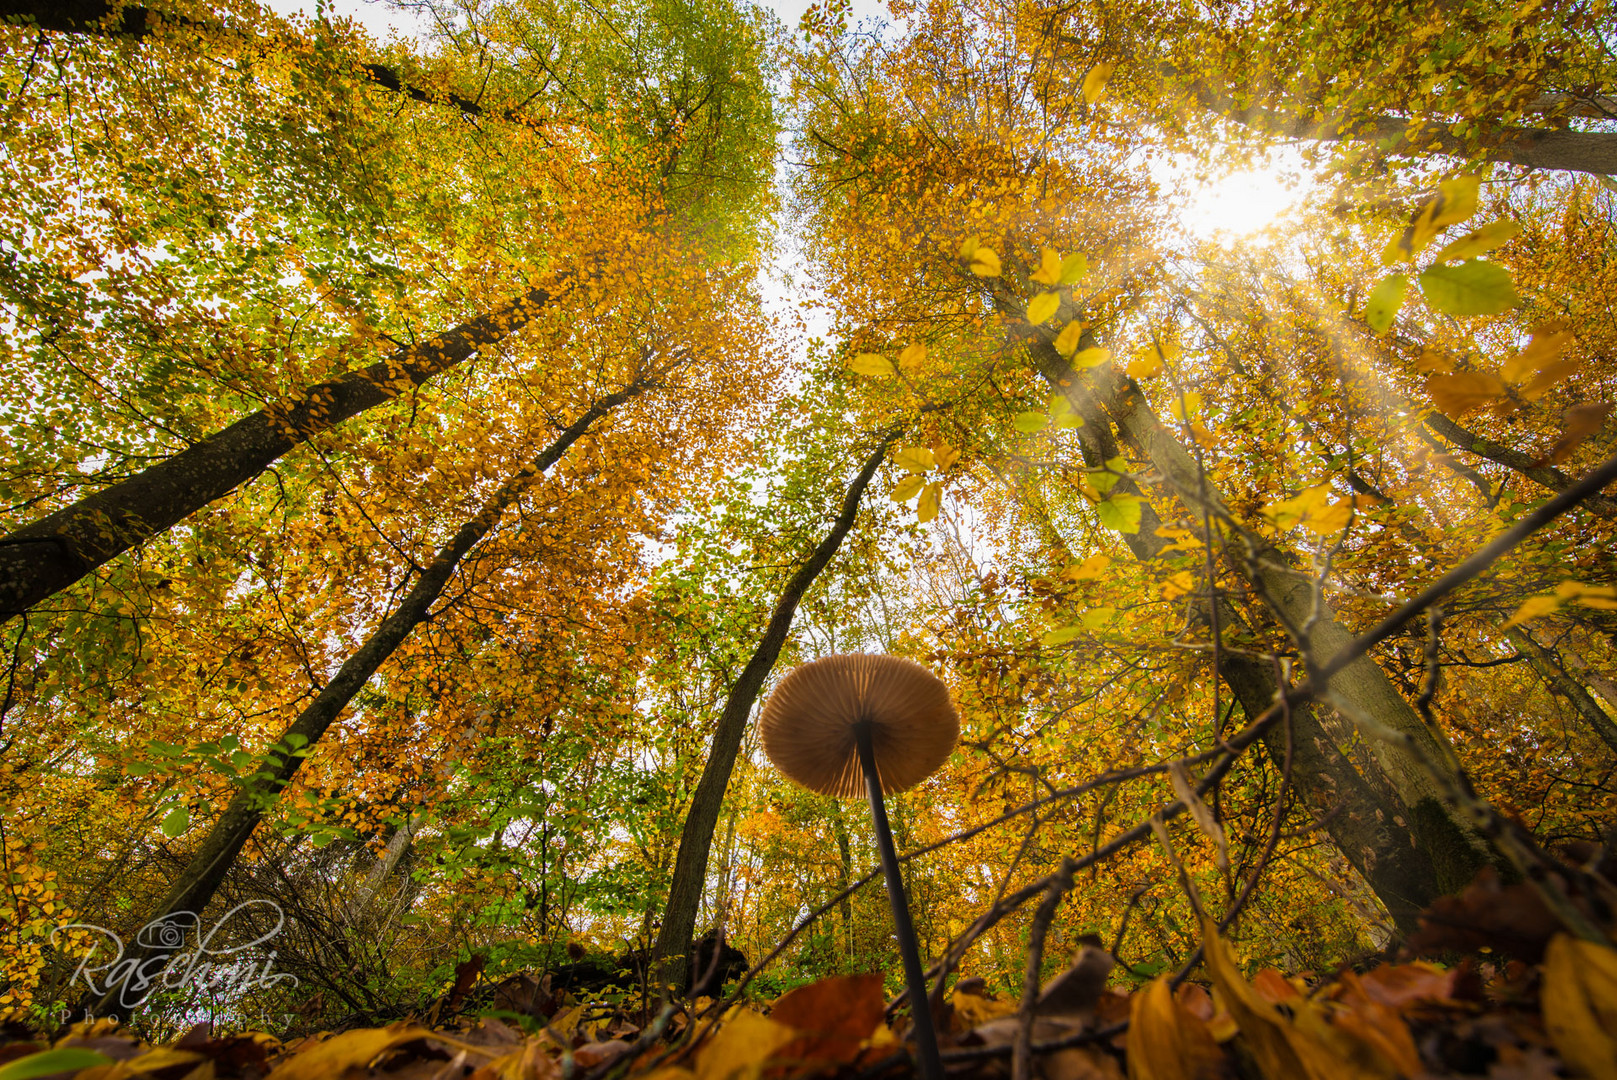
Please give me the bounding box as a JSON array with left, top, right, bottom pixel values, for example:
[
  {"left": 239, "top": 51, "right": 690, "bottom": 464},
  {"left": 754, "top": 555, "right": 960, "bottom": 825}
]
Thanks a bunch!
[{"left": 856, "top": 721, "right": 943, "bottom": 1080}]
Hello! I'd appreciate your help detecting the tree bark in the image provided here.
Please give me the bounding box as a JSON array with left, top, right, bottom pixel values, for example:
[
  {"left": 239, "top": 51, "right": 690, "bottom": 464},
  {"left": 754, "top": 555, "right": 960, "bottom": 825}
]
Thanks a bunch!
[
  {"left": 1032, "top": 345, "right": 1441, "bottom": 931},
  {"left": 89, "top": 378, "right": 642, "bottom": 1015},
  {"left": 0, "top": 285, "right": 558, "bottom": 620},
  {"left": 1069, "top": 352, "right": 1496, "bottom": 896},
  {"left": 1423, "top": 412, "right": 1617, "bottom": 519},
  {"left": 652, "top": 436, "right": 894, "bottom": 989},
  {"left": 1506, "top": 626, "right": 1617, "bottom": 754},
  {"left": 1183, "top": 75, "right": 1617, "bottom": 177}
]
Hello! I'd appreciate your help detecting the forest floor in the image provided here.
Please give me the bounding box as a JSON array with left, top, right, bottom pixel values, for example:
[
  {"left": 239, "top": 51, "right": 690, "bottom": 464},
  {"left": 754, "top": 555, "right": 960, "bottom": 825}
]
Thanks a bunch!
[{"left": 4, "top": 862, "right": 1616, "bottom": 1080}]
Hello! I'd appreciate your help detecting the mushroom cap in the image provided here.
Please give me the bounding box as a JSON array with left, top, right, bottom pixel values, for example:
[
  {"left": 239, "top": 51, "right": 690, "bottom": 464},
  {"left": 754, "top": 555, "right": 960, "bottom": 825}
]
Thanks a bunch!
[{"left": 760, "top": 654, "right": 960, "bottom": 798}]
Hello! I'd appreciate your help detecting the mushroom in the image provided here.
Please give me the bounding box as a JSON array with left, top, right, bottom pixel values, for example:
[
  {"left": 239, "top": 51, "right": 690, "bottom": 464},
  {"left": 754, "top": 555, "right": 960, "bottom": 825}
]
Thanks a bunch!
[{"left": 761, "top": 654, "right": 959, "bottom": 1080}]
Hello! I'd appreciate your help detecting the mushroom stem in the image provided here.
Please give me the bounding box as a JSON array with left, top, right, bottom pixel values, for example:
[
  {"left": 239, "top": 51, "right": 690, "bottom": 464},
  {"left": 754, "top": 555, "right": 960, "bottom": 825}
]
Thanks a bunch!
[{"left": 854, "top": 720, "right": 944, "bottom": 1080}]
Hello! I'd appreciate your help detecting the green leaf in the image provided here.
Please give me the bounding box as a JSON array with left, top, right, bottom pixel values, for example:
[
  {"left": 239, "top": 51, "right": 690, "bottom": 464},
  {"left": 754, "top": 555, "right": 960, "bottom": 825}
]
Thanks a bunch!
[
  {"left": 161, "top": 804, "right": 190, "bottom": 837},
  {"left": 1080, "top": 607, "right": 1116, "bottom": 628},
  {"left": 1433, "top": 220, "right": 1521, "bottom": 263},
  {"left": 1013, "top": 411, "right": 1050, "bottom": 433},
  {"left": 0, "top": 1049, "right": 115, "bottom": 1080},
  {"left": 1419, "top": 261, "right": 1520, "bottom": 316},
  {"left": 1097, "top": 494, "right": 1144, "bottom": 534},
  {"left": 1364, "top": 273, "right": 1407, "bottom": 332},
  {"left": 285, "top": 733, "right": 309, "bottom": 748},
  {"left": 1040, "top": 626, "right": 1082, "bottom": 646}
]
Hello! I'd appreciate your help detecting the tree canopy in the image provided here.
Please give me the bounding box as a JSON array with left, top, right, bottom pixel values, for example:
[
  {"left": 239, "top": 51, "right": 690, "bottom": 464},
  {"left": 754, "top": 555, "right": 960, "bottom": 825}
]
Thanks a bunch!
[{"left": 2, "top": 0, "right": 1617, "bottom": 1075}]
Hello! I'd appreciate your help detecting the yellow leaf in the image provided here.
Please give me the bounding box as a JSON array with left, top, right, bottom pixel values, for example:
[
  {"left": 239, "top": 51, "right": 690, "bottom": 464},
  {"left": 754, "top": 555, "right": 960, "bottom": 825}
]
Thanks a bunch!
[
  {"left": 933, "top": 442, "right": 961, "bottom": 471},
  {"left": 1127, "top": 345, "right": 1162, "bottom": 378},
  {"left": 917, "top": 481, "right": 942, "bottom": 523},
  {"left": 1058, "top": 252, "right": 1088, "bottom": 284},
  {"left": 693, "top": 1009, "right": 798, "bottom": 1080},
  {"left": 1501, "top": 324, "right": 1574, "bottom": 385},
  {"left": 1199, "top": 919, "right": 1340, "bottom": 1080},
  {"left": 1542, "top": 934, "right": 1617, "bottom": 1080},
  {"left": 894, "top": 446, "right": 936, "bottom": 473},
  {"left": 1053, "top": 321, "right": 1084, "bottom": 358},
  {"left": 1073, "top": 346, "right": 1110, "bottom": 369},
  {"left": 1169, "top": 392, "right": 1202, "bottom": 421},
  {"left": 1049, "top": 393, "right": 1083, "bottom": 429},
  {"left": 1030, "top": 247, "right": 1062, "bottom": 286},
  {"left": 1161, "top": 570, "right": 1195, "bottom": 601},
  {"left": 1061, "top": 554, "right": 1112, "bottom": 581},
  {"left": 1431, "top": 174, "right": 1482, "bottom": 227},
  {"left": 898, "top": 342, "right": 928, "bottom": 371},
  {"left": 847, "top": 353, "right": 893, "bottom": 377},
  {"left": 958, "top": 234, "right": 980, "bottom": 260},
  {"left": 1426, "top": 371, "right": 1507, "bottom": 417},
  {"left": 1301, "top": 501, "right": 1352, "bottom": 537},
  {"left": 970, "top": 246, "right": 1002, "bottom": 276},
  {"left": 1027, "top": 291, "right": 1061, "bottom": 325},
  {"left": 1502, "top": 593, "right": 1563, "bottom": 629},
  {"left": 1433, "top": 219, "right": 1521, "bottom": 263},
  {"left": 266, "top": 1025, "right": 435, "bottom": 1080},
  {"left": 952, "top": 991, "right": 1017, "bottom": 1027},
  {"left": 890, "top": 475, "right": 924, "bottom": 503},
  {"left": 1082, "top": 62, "right": 1114, "bottom": 104}
]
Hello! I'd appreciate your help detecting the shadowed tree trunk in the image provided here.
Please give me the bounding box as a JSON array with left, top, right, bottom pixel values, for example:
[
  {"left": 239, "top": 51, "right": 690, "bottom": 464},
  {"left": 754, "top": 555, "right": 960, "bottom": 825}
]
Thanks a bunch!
[
  {"left": 90, "top": 378, "right": 645, "bottom": 1015},
  {"left": 0, "top": 285, "right": 560, "bottom": 620},
  {"left": 1026, "top": 328, "right": 1490, "bottom": 926},
  {"left": 1507, "top": 626, "right": 1617, "bottom": 754},
  {"left": 653, "top": 436, "right": 894, "bottom": 990}
]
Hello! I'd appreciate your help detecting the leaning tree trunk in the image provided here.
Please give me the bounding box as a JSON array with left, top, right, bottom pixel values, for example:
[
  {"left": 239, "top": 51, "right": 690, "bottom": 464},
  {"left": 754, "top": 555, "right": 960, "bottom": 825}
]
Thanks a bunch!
[
  {"left": 0, "top": 285, "right": 562, "bottom": 621},
  {"left": 1031, "top": 348, "right": 1441, "bottom": 931},
  {"left": 1052, "top": 348, "right": 1496, "bottom": 897},
  {"left": 653, "top": 436, "right": 894, "bottom": 990},
  {"left": 1507, "top": 626, "right": 1617, "bottom": 754},
  {"left": 1178, "top": 72, "right": 1617, "bottom": 177},
  {"left": 91, "top": 379, "right": 644, "bottom": 1015}
]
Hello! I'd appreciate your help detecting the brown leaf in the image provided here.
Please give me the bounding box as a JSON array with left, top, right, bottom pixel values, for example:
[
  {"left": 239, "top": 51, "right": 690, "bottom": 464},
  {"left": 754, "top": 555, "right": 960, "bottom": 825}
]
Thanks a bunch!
[
  {"left": 265, "top": 1024, "right": 435, "bottom": 1080},
  {"left": 1403, "top": 866, "right": 1564, "bottom": 963},
  {"left": 768, "top": 973, "right": 886, "bottom": 1065},
  {"left": 1035, "top": 945, "right": 1116, "bottom": 1020},
  {"left": 1427, "top": 371, "right": 1507, "bottom": 417},
  {"left": 1540, "top": 401, "right": 1614, "bottom": 466},
  {"left": 573, "top": 1040, "right": 631, "bottom": 1069}
]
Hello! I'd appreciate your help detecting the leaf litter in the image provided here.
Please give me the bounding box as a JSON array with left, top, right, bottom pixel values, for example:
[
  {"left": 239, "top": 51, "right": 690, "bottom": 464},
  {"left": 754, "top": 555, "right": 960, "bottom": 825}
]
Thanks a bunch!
[{"left": 5, "top": 863, "right": 1617, "bottom": 1080}]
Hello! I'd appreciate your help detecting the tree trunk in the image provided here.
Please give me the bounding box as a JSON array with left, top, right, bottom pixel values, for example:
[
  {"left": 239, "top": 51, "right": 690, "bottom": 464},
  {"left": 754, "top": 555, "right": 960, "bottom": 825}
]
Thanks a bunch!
[
  {"left": 832, "top": 801, "right": 855, "bottom": 964},
  {"left": 0, "top": 285, "right": 559, "bottom": 620},
  {"left": 1030, "top": 335, "right": 1489, "bottom": 921},
  {"left": 1182, "top": 74, "right": 1617, "bottom": 177},
  {"left": 652, "top": 436, "right": 894, "bottom": 989},
  {"left": 1423, "top": 413, "right": 1617, "bottom": 519},
  {"left": 90, "top": 379, "right": 642, "bottom": 1015},
  {"left": 1070, "top": 352, "right": 1494, "bottom": 895},
  {"left": 1507, "top": 626, "right": 1617, "bottom": 754},
  {"left": 0, "top": 0, "right": 540, "bottom": 127}
]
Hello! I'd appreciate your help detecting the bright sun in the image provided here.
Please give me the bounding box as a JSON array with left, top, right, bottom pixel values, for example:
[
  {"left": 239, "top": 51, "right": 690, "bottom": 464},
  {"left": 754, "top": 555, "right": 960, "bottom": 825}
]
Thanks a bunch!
[{"left": 1175, "top": 156, "right": 1313, "bottom": 242}]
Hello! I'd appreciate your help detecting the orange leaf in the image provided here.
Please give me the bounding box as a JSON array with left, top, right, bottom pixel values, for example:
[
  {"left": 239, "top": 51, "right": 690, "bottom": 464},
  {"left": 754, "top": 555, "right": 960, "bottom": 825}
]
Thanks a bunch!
[
  {"left": 1426, "top": 371, "right": 1507, "bottom": 417},
  {"left": 1542, "top": 401, "right": 1613, "bottom": 466}
]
